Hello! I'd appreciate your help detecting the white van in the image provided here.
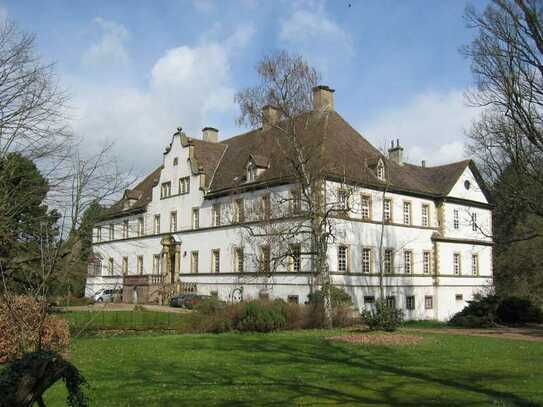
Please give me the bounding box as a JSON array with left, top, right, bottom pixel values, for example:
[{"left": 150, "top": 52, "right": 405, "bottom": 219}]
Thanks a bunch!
[{"left": 93, "top": 289, "right": 122, "bottom": 303}]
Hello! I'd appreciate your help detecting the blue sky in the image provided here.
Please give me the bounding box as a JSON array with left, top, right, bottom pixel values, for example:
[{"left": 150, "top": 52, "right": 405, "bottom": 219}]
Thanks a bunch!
[{"left": 2, "top": 0, "right": 487, "bottom": 176}]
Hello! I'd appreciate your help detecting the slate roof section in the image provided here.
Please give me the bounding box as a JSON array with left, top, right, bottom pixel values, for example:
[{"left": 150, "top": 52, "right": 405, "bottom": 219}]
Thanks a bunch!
[{"left": 103, "top": 110, "right": 486, "bottom": 219}]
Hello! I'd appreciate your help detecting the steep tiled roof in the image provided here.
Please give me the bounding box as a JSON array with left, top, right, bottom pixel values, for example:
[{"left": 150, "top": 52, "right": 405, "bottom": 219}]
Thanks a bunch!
[{"left": 102, "top": 110, "right": 481, "bottom": 219}]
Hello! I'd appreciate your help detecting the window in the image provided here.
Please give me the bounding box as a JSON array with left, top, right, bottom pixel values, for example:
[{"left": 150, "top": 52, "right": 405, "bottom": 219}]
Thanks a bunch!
[
  {"left": 212, "top": 203, "right": 221, "bottom": 227},
  {"left": 96, "top": 226, "right": 102, "bottom": 242},
  {"left": 403, "top": 201, "right": 411, "bottom": 225},
  {"left": 137, "top": 256, "right": 144, "bottom": 274},
  {"left": 455, "top": 294, "right": 463, "bottom": 301},
  {"left": 406, "top": 295, "right": 415, "bottom": 310},
  {"left": 192, "top": 208, "right": 199, "bottom": 229},
  {"left": 453, "top": 253, "right": 461, "bottom": 275},
  {"left": 361, "top": 248, "right": 372, "bottom": 273},
  {"left": 423, "top": 251, "right": 431, "bottom": 274},
  {"left": 260, "top": 245, "right": 271, "bottom": 273},
  {"left": 288, "top": 244, "right": 301, "bottom": 272},
  {"left": 404, "top": 250, "right": 413, "bottom": 274},
  {"left": 234, "top": 199, "right": 244, "bottom": 223},
  {"left": 261, "top": 194, "right": 271, "bottom": 220},
  {"left": 338, "top": 189, "right": 349, "bottom": 212},
  {"left": 179, "top": 177, "right": 190, "bottom": 194},
  {"left": 122, "top": 257, "right": 128, "bottom": 275},
  {"left": 234, "top": 247, "right": 244, "bottom": 273},
  {"left": 383, "top": 199, "right": 392, "bottom": 222},
  {"left": 287, "top": 295, "right": 299, "bottom": 304},
  {"left": 173, "top": 157, "right": 178, "bottom": 166},
  {"left": 422, "top": 204, "right": 430, "bottom": 227},
  {"left": 361, "top": 194, "right": 371, "bottom": 220},
  {"left": 153, "top": 254, "right": 161, "bottom": 274},
  {"left": 154, "top": 215, "right": 160, "bottom": 234},
  {"left": 247, "top": 162, "right": 257, "bottom": 182},
  {"left": 471, "top": 213, "right": 478, "bottom": 232},
  {"left": 290, "top": 188, "right": 301, "bottom": 214},
  {"left": 109, "top": 224, "right": 114, "bottom": 240},
  {"left": 191, "top": 251, "right": 199, "bottom": 274},
  {"left": 161, "top": 182, "right": 171, "bottom": 198},
  {"left": 212, "top": 250, "right": 220, "bottom": 273},
  {"left": 123, "top": 220, "right": 129, "bottom": 238},
  {"left": 137, "top": 217, "right": 144, "bottom": 237},
  {"left": 453, "top": 209, "right": 459, "bottom": 230},
  {"left": 386, "top": 296, "right": 396, "bottom": 309},
  {"left": 170, "top": 211, "right": 177, "bottom": 232},
  {"left": 108, "top": 258, "right": 114, "bottom": 275},
  {"left": 472, "top": 254, "right": 479, "bottom": 276},
  {"left": 338, "top": 245, "right": 349, "bottom": 272},
  {"left": 425, "top": 296, "right": 433, "bottom": 309},
  {"left": 364, "top": 296, "right": 375, "bottom": 304},
  {"left": 384, "top": 249, "right": 394, "bottom": 274},
  {"left": 377, "top": 161, "right": 385, "bottom": 180},
  {"left": 210, "top": 291, "right": 218, "bottom": 298}
]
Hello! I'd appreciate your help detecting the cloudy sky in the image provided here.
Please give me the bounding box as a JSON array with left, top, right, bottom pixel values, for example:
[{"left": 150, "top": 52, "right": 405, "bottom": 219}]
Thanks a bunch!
[{"left": 3, "top": 0, "right": 486, "bottom": 177}]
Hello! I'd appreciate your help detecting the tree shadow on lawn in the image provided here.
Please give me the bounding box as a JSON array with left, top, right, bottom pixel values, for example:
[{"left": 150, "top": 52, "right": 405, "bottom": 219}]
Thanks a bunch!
[{"left": 93, "top": 333, "right": 541, "bottom": 406}]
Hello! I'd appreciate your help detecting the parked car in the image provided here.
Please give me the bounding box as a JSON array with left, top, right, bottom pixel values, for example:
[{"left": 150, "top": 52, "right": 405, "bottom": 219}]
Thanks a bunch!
[
  {"left": 170, "top": 293, "right": 213, "bottom": 309},
  {"left": 93, "top": 289, "right": 122, "bottom": 303}
]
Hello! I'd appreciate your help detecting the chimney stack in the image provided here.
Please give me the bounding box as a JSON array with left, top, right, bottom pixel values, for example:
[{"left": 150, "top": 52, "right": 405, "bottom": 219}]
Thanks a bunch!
[
  {"left": 388, "top": 139, "right": 404, "bottom": 165},
  {"left": 421, "top": 160, "right": 426, "bottom": 168},
  {"left": 312, "top": 85, "right": 335, "bottom": 112},
  {"left": 262, "top": 105, "right": 280, "bottom": 129},
  {"left": 202, "top": 127, "right": 219, "bottom": 143}
]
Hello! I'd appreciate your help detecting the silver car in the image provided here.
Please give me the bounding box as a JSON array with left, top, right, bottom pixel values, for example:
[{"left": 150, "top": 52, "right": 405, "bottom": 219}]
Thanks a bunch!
[{"left": 93, "top": 288, "right": 122, "bottom": 303}]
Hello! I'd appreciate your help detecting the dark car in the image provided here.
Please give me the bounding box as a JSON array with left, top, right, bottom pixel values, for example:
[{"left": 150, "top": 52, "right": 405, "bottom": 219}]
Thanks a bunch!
[{"left": 170, "top": 293, "right": 212, "bottom": 309}]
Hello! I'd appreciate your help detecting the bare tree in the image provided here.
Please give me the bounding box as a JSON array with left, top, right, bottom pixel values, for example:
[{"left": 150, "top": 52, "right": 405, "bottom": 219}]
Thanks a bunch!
[
  {"left": 234, "top": 51, "right": 360, "bottom": 327},
  {"left": 464, "top": 0, "right": 543, "bottom": 241}
]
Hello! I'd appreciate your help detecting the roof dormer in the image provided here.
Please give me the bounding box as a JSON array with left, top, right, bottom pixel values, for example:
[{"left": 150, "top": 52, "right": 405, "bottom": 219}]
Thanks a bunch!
[{"left": 245, "top": 154, "right": 270, "bottom": 183}]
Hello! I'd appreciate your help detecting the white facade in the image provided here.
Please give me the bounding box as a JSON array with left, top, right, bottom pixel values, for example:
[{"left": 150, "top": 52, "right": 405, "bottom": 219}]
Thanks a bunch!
[{"left": 86, "top": 122, "right": 493, "bottom": 321}]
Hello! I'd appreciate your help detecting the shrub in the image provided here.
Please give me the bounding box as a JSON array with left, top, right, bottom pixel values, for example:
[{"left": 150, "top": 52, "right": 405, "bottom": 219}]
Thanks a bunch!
[
  {"left": 193, "top": 297, "right": 232, "bottom": 333},
  {"left": 361, "top": 300, "right": 404, "bottom": 332},
  {"left": 234, "top": 300, "right": 287, "bottom": 333},
  {"left": 0, "top": 296, "right": 71, "bottom": 363},
  {"left": 307, "top": 286, "right": 356, "bottom": 328},
  {"left": 449, "top": 294, "right": 500, "bottom": 328},
  {"left": 496, "top": 296, "right": 543, "bottom": 325}
]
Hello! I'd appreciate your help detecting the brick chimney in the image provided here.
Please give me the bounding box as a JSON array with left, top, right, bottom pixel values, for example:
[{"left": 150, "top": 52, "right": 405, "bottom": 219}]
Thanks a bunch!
[
  {"left": 202, "top": 127, "right": 219, "bottom": 142},
  {"left": 312, "top": 85, "right": 335, "bottom": 112},
  {"left": 262, "top": 105, "right": 280, "bottom": 129},
  {"left": 388, "top": 139, "right": 404, "bottom": 165}
]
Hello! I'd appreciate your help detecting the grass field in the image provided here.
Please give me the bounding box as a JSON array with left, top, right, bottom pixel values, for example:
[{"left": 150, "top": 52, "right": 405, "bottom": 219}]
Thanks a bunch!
[
  {"left": 61, "top": 310, "right": 193, "bottom": 333},
  {"left": 43, "top": 329, "right": 543, "bottom": 406}
]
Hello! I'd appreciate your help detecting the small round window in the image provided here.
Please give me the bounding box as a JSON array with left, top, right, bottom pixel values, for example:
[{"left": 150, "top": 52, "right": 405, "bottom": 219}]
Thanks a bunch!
[{"left": 464, "top": 180, "right": 471, "bottom": 190}]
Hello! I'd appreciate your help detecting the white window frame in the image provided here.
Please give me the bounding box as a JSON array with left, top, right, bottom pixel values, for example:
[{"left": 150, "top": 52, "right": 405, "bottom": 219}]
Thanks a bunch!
[
  {"left": 192, "top": 208, "right": 199, "bottom": 229},
  {"left": 384, "top": 249, "right": 393, "bottom": 274},
  {"left": 170, "top": 211, "right": 177, "bottom": 232},
  {"left": 212, "top": 203, "right": 221, "bottom": 227},
  {"left": 453, "top": 252, "right": 461, "bottom": 275},
  {"left": 403, "top": 201, "right": 411, "bottom": 225},
  {"left": 453, "top": 209, "right": 459, "bottom": 230},
  {"left": 338, "top": 245, "right": 349, "bottom": 273},
  {"left": 212, "top": 249, "right": 220, "bottom": 273},
  {"left": 361, "top": 247, "right": 372, "bottom": 273},
  {"left": 288, "top": 244, "right": 301, "bottom": 272},
  {"left": 472, "top": 254, "right": 479, "bottom": 276},
  {"left": 404, "top": 250, "right": 413, "bottom": 274},
  {"left": 423, "top": 251, "right": 431, "bottom": 274},
  {"left": 422, "top": 204, "right": 430, "bottom": 227},
  {"left": 383, "top": 199, "right": 392, "bottom": 223},
  {"left": 361, "top": 194, "right": 371, "bottom": 220},
  {"left": 154, "top": 214, "right": 160, "bottom": 234},
  {"left": 137, "top": 255, "right": 144, "bottom": 274},
  {"left": 191, "top": 251, "right": 199, "bottom": 274}
]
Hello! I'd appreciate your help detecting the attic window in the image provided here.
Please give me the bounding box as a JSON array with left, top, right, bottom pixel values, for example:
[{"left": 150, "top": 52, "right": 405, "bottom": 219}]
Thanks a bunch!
[
  {"left": 464, "top": 180, "right": 471, "bottom": 190},
  {"left": 376, "top": 161, "right": 385, "bottom": 181},
  {"left": 247, "top": 162, "right": 257, "bottom": 182},
  {"left": 173, "top": 157, "right": 178, "bottom": 166}
]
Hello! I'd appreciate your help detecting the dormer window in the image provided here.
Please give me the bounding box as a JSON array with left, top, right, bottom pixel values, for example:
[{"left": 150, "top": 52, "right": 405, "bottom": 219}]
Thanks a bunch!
[
  {"left": 376, "top": 161, "right": 385, "bottom": 181},
  {"left": 173, "top": 157, "right": 178, "bottom": 166},
  {"left": 247, "top": 162, "right": 257, "bottom": 182}
]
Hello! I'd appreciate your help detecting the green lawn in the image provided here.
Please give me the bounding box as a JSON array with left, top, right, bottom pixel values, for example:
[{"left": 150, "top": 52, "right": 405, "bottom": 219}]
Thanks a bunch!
[
  {"left": 42, "top": 330, "right": 543, "bottom": 406},
  {"left": 61, "top": 310, "right": 194, "bottom": 334}
]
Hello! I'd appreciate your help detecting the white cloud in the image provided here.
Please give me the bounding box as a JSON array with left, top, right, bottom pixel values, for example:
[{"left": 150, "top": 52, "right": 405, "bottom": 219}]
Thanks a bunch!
[
  {"left": 82, "top": 17, "right": 130, "bottom": 68},
  {"left": 71, "top": 24, "right": 254, "bottom": 175},
  {"left": 362, "top": 89, "right": 481, "bottom": 166},
  {"left": 279, "top": 0, "right": 353, "bottom": 72}
]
